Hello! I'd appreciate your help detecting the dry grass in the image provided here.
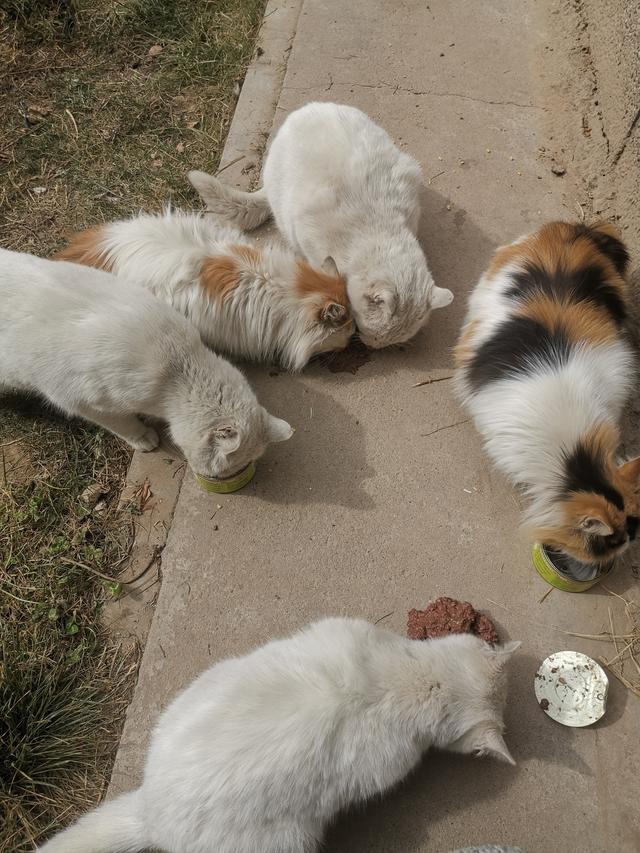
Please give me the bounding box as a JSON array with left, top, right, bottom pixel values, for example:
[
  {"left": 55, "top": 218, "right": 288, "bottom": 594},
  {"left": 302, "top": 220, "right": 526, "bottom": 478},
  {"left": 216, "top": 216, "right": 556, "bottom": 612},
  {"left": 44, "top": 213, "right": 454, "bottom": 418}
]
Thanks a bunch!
[
  {"left": 0, "top": 0, "right": 265, "bottom": 848},
  {"left": 0, "top": 0, "right": 265, "bottom": 254},
  {"left": 0, "top": 404, "right": 136, "bottom": 851},
  {"left": 566, "top": 586, "right": 640, "bottom": 698}
]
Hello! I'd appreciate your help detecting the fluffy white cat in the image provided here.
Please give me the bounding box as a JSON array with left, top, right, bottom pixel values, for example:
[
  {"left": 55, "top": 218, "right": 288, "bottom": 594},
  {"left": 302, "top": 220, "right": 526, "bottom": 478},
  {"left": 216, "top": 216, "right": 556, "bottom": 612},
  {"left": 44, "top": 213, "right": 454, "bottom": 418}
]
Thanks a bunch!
[
  {"left": 0, "top": 249, "right": 292, "bottom": 477},
  {"left": 189, "top": 101, "right": 454, "bottom": 348},
  {"left": 56, "top": 209, "right": 353, "bottom": 372},
  {"left": 39, "top": 618, "right": 518, "bottom": 853}
]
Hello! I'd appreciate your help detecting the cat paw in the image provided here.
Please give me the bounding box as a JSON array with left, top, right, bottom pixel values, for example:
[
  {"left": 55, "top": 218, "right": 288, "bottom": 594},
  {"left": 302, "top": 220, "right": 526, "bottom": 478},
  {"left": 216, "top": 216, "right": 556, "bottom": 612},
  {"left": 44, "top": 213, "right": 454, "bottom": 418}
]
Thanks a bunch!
[{"left": 130, "top": 426, "right": 160, "bottom": 452}]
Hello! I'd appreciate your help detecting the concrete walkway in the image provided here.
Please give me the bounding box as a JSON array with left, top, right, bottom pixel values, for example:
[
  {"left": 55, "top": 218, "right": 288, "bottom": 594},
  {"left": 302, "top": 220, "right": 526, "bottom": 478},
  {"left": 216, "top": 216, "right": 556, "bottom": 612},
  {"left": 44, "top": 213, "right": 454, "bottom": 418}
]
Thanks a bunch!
[{"left": 110, "top": 1, "right": 640, "bottom": 851}]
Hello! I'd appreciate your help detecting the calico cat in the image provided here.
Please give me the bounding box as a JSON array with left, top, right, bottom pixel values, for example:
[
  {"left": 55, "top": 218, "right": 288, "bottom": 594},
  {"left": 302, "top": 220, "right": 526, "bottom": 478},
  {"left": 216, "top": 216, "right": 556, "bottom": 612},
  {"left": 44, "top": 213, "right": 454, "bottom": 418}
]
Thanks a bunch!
[
  {"left": 455, "top": 221, "right": 639, "bottom": 564},
  {"left": 39, "top": 618, "right": 518, "bottom": 853},
  {"left": 188, "top": 101, "right": 453, "bottom": 349},
  {"left": 55, "top": 209, "right": 353, "bottom": 372},
  {"left": 0, "top": 249, "right": 292, "bottom": 476}
]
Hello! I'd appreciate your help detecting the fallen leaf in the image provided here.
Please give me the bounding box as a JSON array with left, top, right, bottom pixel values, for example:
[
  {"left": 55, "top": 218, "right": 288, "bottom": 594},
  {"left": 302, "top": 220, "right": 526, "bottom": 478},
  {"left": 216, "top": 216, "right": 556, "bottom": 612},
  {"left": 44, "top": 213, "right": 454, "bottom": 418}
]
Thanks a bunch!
[
  {"left": 119, "top": 478, "right": 154, "bottom": 513},
  {"left": 79, "top": 482, "right": 109, "bottom": 508},
  {"left": 93, "top": 500, "right": 108, "bottom": 517},
  {"left": 26, "top": 104, "right": 52, "bottom": 123},
  {"left": 148, "top": 44, "right": 163, "bottom": 57},
  {"left": 175, "top": 141, "right": 185, "bottom": 153},
  {"left": 138, "top": 479, "right": 153, "bottom": 511},
  {"left": 151, "top": 157, "right": 163, "bottom": 169}
]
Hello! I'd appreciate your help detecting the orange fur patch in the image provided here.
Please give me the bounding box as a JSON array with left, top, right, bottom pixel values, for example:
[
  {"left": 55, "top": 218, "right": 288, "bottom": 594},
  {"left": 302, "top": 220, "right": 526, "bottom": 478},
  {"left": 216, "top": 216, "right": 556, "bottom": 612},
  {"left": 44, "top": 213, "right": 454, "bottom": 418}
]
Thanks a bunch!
[
  {"left": 295, "top": 261, "right": 350, "bottom": 321},
  {"left": 454, "top": 318, "right": 481, "bottom": 368},
  {"left": 230, "top": 243, "right": 261, "bottom": 269},
  {"left": 54, "top": 227, "right": 112, "bottom": 271},
  {"left": 486, "top": 240, "right": 529, "bottom": 280},
  {"left": 200, "top": 256, "right": 241, "bottom": 302},
  {"left": 517, "top": 295, "right": 618, "bottom": 345},
  {"left": 488, "top": 221, "right": 626, "bottom": 298},
  {"left": 561, "top": 492, "right": 623, "bottom": 532}
]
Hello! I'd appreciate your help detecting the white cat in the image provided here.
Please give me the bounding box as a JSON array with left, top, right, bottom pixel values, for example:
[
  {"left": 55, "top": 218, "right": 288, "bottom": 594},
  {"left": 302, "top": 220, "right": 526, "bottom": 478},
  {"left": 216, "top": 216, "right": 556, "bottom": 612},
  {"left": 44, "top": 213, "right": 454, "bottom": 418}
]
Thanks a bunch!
[
  {"left": 0, "top": 249, "right": 292, "bottom": 477},
  {"left": 56, "top": 209, "right": 354, "bottom": 372},
  {"left": 189, "top": 101, "right": 454, "bottom": 349},
  {"left": 39, "top": 618, "right": 518, "bottom": 853}
]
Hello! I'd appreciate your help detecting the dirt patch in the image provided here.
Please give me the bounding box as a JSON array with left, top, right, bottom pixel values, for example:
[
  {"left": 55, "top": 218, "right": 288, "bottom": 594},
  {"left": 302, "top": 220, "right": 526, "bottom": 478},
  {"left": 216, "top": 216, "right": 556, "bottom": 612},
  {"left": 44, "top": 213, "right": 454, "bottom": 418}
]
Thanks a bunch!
[{"left": 1, "top": 437, "right": 37, "bottom": 486}]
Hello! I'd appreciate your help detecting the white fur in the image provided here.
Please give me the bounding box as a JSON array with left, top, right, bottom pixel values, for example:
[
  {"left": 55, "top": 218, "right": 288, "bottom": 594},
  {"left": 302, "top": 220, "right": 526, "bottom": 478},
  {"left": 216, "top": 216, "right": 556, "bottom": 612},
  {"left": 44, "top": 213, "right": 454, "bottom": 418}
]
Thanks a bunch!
[
  {"left": 0, "top": 249, "right": 292, "bottom": 477},
  {"left": 39, "top": 618, "right": 518, "bottom": 853},
  {"left": 80, "top": 210, "right": 353, "bottom": 371},
  {"left": 456, "top": 265, "right": 636, "bottom": 530},
  {"left": 189, "top": 102, "right": 453, "bottom": 348}
]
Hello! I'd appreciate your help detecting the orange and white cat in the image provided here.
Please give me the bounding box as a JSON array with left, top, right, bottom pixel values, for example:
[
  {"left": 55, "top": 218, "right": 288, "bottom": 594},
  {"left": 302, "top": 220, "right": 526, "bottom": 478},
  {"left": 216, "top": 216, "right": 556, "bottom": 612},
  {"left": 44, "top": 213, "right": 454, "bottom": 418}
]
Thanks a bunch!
[
  {"left": 56, "top": 209, "right": 353, "bottom": 371},
  {"left": 456, "top": 221, "right": 639, "bottom": 565}
]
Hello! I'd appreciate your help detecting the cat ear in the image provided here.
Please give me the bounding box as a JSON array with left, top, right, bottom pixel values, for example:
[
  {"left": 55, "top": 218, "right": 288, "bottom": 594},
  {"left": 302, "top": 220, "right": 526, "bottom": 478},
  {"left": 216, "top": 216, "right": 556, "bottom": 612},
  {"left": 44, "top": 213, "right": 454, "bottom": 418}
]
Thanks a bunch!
[
  {"left": 430, "top": 286, "right": 454, "bottom": 309},
  {"left": 265, "top": 413, "right": 294, "bottom": 444},
  {"left": 321, "top": 256, "right": 340, "bottom": 277},
  {"left": 187, "top": 170, "right": 221, "bottom": 206},
  {"left": 364, "top": 287, "right": 395, "bottom": 312},
  {"left": 617, "top": 456, "right": 640, "bottom": 486},
  {"left": 579, "top": 515, "right": 613, "bottom": 536},
  {"left": 207, "top": 422, "right": 241, "bottom": 452},
  {"left": 320, "top": 302, "right": 348, "bottom": 326},
  {"left": 475, "top": 728, "right": 515, "bottom": 766}
]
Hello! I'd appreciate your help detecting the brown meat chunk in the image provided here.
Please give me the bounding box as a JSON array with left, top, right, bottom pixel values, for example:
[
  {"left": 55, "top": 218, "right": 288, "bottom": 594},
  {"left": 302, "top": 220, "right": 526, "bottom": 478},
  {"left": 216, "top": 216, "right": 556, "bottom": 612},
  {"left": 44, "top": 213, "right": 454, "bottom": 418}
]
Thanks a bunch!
[
  {"left": 473, "top": 613, "right": 500, "bottom": 645},
  {"left": 407, "top": 596, "right": 499, "bottom": 645}
]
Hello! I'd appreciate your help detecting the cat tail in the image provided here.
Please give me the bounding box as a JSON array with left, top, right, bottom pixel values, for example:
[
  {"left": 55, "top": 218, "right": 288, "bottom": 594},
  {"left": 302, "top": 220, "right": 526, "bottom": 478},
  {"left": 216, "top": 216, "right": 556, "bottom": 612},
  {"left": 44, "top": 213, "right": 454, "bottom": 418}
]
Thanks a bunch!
[
  {"left": 37, "top": 790, "right": 146, "bottom": 853},
  {"left": 188, "top": 170, "right": 271, "bottom": 231}
]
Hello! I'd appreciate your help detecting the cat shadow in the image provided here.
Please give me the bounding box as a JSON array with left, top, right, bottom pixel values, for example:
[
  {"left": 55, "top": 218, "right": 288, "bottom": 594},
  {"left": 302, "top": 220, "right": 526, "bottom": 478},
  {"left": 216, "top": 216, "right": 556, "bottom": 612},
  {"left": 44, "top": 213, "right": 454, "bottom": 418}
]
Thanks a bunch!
[
  {"left": 326, "top": 650, "right": 593, "bottom": 853},
  {"left": 0, "top": 383, "right": 374, "bottom": 511},
  {"left": 232, "top": 371, "right": 377, "bottom": 510}
]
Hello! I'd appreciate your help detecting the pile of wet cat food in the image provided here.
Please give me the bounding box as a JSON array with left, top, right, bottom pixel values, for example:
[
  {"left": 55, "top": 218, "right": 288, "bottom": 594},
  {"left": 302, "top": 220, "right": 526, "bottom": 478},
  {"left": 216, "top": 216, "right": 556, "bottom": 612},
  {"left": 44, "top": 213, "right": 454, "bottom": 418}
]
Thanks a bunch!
[{"left": 407, "top": 596, "right": 499, "bottom": 645}]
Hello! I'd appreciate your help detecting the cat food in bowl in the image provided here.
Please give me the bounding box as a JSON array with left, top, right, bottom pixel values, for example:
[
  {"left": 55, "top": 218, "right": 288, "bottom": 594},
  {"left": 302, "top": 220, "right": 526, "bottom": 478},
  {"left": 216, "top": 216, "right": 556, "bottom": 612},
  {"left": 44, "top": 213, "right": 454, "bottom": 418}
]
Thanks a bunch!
[
  {"left": 535, "top": 651, "right": 608, "bottom": 727},
  {"left": 531, "top": 543, "right": 614, "bottom": 593},
  {"left": 195, "top": 461, "right": 255, "bottom": 494}
]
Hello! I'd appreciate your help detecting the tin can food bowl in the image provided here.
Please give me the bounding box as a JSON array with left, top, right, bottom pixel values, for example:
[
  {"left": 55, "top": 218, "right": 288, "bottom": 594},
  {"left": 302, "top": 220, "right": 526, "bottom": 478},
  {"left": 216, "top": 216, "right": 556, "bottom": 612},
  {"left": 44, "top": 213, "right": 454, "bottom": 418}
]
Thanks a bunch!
[
  {"left": 195, "top": 461, "right": 256, "bottom": 494},
  {"left": 535, "top": 651, "right": 608, "bottom": 727},
  {"left": 531, "top": 543, "right": 614, "bottom": 593}
]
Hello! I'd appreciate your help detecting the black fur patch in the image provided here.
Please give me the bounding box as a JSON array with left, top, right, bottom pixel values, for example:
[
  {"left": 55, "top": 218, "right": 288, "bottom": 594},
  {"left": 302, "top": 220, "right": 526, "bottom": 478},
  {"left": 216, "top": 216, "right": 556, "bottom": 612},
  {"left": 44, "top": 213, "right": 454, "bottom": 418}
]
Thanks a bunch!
[
  {"left": 562, "top": 441, "right": 624, "bottom": 511},
  {"left": 588, "top": 525, "right": 627, "bottom": 558},
  {"left": 626, "top": 515, "right": 639, "bottom": 541},
  {"left": 467, "top": 315, "right": 573, "bottom": 390},
  {"left": 574, "top": 224, "right": 630, "bottom": 278},
  {"left": 506, "top": 261, "right": 627, "bottom": 325}
]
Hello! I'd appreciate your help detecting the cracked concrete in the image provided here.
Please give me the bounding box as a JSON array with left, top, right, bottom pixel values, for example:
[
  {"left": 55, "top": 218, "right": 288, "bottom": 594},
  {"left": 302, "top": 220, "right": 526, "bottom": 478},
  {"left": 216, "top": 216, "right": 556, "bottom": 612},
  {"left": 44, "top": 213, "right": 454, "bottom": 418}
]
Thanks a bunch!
[
  {"left": 108, "top": 1, "right": 640, "bottom": 851},
  {"left": 283, "top": 79, "right": 545, "bottom": 110}
]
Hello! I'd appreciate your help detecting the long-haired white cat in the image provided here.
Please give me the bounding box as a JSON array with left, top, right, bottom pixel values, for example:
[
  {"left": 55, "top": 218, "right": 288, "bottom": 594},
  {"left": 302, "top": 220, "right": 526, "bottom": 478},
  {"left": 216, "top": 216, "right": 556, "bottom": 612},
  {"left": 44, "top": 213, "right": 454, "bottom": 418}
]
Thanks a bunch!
[
  {"left": 39, "top": 617, "right": 518, "bottom": 853},
  {"left": 56, "top": 209, "right": 353, "bottom": 372},
  {"left": 0, "top": 249, "right": 292, "bottom": 477},
  {"left": 189, "top": 101, "right": 454, "bottom": 348}
]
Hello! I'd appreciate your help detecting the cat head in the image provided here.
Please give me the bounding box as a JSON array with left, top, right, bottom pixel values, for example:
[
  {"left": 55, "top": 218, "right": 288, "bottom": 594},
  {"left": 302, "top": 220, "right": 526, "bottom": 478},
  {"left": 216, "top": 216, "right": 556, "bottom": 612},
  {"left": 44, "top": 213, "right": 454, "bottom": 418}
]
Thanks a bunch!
[
  {"left": 528, "top": 430, "right": 640, "bottom": 564},
  {"left": 171, "top": 403, "right": 293, "bottom": 480},
  {"left": 296, "top": 258, "right": 355, "bottom": 356},
  {"left": 344, "top": 240, "right": 453, "bottom": 348},
  {"left": 429, "top": 634, "right": 520, "bottom": 765}
]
